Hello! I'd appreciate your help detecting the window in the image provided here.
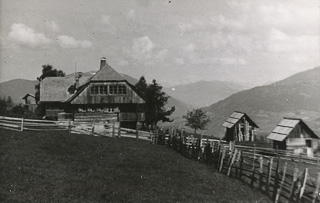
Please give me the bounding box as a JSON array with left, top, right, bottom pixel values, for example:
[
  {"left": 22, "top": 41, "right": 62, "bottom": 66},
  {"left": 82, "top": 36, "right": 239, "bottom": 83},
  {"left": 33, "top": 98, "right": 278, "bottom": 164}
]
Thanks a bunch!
[
  {"left": 103, "top": 85, "right": 108, "bottom": 94},
  {"left": 99, "top": 85, "right": 104, "bottom": 94},
  {"left": 90, "top": 84, "right": 127, "bottom": 95},
  {"left": 118, "top": 85, "right": 127, "bottom": 94},
  {"left": 109, "top": 85, "right": 118, "bottom": 94}
]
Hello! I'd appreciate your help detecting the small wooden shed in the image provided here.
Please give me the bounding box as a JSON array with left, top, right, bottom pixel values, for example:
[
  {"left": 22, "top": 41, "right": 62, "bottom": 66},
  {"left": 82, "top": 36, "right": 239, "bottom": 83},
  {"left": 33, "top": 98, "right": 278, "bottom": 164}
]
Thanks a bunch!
[
  {"left": 222, "top": 111, "right": 259, "bottom": 142},
  {"left": 267, "top": 118, "right": 319, "bottom": 155}
]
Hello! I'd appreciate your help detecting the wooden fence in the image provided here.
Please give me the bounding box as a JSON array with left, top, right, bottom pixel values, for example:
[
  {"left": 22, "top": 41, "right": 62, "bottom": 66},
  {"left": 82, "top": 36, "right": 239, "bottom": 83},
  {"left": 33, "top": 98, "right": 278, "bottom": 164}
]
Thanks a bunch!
[
  {"left": 151, "top": 130, "right": 320, "bottom": 203},
  {"left": 0, "top": 116, "right": 68, "bottom": 132},
  {"left": 0, "top": 116, "right": 151, "bottom": 141}
]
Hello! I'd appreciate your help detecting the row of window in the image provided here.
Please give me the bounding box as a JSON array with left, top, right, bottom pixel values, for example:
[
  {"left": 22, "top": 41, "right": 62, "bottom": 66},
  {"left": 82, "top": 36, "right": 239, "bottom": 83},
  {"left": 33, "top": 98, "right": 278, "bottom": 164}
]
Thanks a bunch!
[
  {"left": 78, "top": 107, "right": 119, "bottom": 113},
  {"left": 90, "top": 84, "right": 127, "bottom": 95}
]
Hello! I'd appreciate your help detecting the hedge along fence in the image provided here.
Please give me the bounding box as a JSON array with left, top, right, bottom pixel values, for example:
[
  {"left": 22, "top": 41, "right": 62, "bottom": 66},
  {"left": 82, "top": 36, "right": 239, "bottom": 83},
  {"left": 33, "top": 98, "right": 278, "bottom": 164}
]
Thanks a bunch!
[
  {"left": 151, "top": 129, "right": 320, "bottom": 203},
  {"left": 0, "top": 116, "right": 68, "bottom": 132}
]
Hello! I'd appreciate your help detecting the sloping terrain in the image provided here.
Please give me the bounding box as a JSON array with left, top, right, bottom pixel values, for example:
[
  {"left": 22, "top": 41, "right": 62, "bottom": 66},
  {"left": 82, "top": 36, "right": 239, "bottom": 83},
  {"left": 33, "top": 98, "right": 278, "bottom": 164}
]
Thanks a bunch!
[
  {"left": 0, "top": 129, "right": 271, "bottom": 203},
  {"left": 203, "top": 66, "right": 320, "bottom": 138}
]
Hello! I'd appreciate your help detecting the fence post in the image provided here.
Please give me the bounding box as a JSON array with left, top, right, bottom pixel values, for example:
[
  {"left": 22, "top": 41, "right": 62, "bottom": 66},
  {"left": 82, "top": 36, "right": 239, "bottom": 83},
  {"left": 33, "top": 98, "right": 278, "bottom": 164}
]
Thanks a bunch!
[
  {"left": 266, "top": 157, "right": 273, "bottom": 195},
  {"left": 250, "top": 149, "right": 257, "bottom": 188},
  {"left": 21, "top": 118, "right": 24, "bottom": 131},
  {"left": 91, "top": 121, "right": 95, "bottom": 136},
  {"left": 312, "top": 172, "right": 320, "bottom": 203},
  {"left": 136, "top": 122, "right": 139, "bottom": 140},
  {"left": 275, "top": 162, "right": 287, "bottom": 203},
  {"left": 259, "top": 156, "right": 264, "bottom": 191},
  {"left": 227, "top": 149, "right": 238, "bottom": 177},
  {"left": 219, "top": 147, "right": 226, "bottom": 172},
  {"left": 272, "top": 156, "right": 280, "bottom": 201},
  {"left": 289, "top": 168, "right": 299, "bottom": 203},
  {"left": 298, "top": 168, "right": 308, "bottom": 201},
  {"left": 118, "top": 121, "right": 121, "bottom": 138},
  {"left": 112, "top": 123, "right": 115, "bottom": 137},
  {"left": 235, "top": 150, "right": 241, "bottom": 178},
  {"left": 239, "top": 154, "right": 243, "bottom": 180}
]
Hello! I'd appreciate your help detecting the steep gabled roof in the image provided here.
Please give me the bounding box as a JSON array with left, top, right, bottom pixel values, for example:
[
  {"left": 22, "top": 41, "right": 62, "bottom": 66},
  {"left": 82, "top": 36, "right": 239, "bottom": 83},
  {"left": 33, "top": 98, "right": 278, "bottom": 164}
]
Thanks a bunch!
[
  {"left": 222, "top": 111, "right": 259, "bottom": 129},
  {"left": 90, "top": 63, "right": 126, "bottom": 81},
  {"left": 267, "top": 118, "right": 319, "bottom": 141}
]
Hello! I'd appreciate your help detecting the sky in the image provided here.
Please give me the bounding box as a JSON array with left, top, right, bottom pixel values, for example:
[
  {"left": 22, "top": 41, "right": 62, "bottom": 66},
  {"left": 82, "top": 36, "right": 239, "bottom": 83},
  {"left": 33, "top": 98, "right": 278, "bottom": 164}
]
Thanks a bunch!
[{"left": 0, "top": 0, "right": 319, "bottom": 87}]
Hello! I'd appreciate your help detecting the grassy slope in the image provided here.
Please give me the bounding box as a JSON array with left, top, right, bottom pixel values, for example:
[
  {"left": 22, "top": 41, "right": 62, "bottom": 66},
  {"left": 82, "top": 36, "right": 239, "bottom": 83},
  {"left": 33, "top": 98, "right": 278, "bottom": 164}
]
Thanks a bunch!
[{"left": 0, "top": 129, "right": 271, "bottom": 203}]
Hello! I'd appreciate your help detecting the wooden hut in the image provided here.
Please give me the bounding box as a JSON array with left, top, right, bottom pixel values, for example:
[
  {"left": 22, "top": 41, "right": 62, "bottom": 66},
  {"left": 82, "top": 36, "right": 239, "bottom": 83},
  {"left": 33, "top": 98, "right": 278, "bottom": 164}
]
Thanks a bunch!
[
  {"left": 222, "top": 111, "right": 259, "bottom": 142},
  {"left": 22, "top": 93, "right": 37, "bottom": 112},
  {"left": 39, "top": 57, "right": 145, "bottom": 128},
  {"left": 267, "top": 118, "right": 319, "bottom": 156}
]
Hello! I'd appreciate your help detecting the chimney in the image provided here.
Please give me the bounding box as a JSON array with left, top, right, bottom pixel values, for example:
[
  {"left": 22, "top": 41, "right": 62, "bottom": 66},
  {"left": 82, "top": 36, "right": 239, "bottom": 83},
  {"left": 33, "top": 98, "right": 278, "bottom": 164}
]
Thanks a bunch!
[
  {"left": 100, "top": 57, "right": 107, "bottom": 69},
  {"left": 74, "top": 72, "right": 82, "bottom": 89}
]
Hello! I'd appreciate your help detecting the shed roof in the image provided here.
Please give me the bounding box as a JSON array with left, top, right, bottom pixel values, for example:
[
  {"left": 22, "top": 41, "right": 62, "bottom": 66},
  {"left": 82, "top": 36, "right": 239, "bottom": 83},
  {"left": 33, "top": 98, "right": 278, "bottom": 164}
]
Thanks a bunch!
[
  {"left": 222, "top": 111, "right": 259, "bottom": 129},
  {"left": 22, "top": 93, "right": 35, "bottom": 99},
  {"left": 267, "top": 118, "right": 319, "bottom": 141}
]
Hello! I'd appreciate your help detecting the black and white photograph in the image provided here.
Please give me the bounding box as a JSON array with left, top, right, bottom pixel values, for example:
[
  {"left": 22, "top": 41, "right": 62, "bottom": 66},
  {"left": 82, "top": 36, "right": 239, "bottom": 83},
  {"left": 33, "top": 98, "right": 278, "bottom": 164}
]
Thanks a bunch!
[{"left": 0, "top": 0, "right": 320, "bottom": 202}]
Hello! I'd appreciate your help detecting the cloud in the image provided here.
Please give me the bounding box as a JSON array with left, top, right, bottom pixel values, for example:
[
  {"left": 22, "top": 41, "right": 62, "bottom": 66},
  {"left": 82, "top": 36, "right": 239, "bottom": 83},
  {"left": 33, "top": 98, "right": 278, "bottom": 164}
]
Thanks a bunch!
[
  {"left": 132, "top": 36, "right": 154, "bottom": 54},
  {"left": 118, "top": 59, "right": 129, "bottom": 66},
  {"left": 175, "top": 58, "right": 184, "bottom": 65},
  {"left": 156, "top": 49, "right": 168, "bottom": 61},
  {"left": 101, "top": 15, "right": 111, "bottom": 25},
  {"left": 8, "top": 23, "right": 53, "bottom": 47},
  {"left": 211, "top": 14, "right": 247, "bottom": 32},
  {"left": 46, "top": 21, "right": 60, "bottom": 32},
  {"left": 57, "top": 35, "right": 92, "bottom": 48},
  {"left": 266, "top": 28, "right": 319, "bottom": 54},
  {"left": 126, "top": 9, "right": 135, "bottom": 19},
  {"left": 183, "top": 43, "right": 195, "bottom": 54}
]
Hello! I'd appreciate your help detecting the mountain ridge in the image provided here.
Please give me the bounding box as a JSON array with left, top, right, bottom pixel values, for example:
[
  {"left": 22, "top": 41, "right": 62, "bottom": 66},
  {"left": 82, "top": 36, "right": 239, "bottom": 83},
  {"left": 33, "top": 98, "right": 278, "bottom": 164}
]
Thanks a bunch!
[{"left": 203, "top": 66, "right": 320, "bottom": 138}]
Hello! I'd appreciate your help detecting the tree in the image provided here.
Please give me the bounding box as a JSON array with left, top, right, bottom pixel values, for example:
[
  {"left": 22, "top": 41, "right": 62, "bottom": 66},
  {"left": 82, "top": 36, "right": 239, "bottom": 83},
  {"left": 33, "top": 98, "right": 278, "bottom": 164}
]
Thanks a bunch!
[
  {"left": 35, "top": 64, "right": 65, "bottom": 104},
  {"left": 135, "top": 78, "right": 175, "bottom": 130},
  {"left": 6, "top": 96, "right": 13, "bottom": 108},
  {"left": 0, "top": 97, "right": 7, "bottom": 115},
  {"left": 183, "top": 108, "right": 210, "bottom": 134},
  {"left": 135, "top": 76, "right": 148, "bottom": 98}
]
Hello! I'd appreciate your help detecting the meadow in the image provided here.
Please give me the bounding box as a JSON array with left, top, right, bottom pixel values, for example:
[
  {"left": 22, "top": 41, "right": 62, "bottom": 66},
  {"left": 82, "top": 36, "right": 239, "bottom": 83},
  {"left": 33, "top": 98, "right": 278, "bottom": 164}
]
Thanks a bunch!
[{"left": 0, "top": 129, "right": 271, "bottom": 203}]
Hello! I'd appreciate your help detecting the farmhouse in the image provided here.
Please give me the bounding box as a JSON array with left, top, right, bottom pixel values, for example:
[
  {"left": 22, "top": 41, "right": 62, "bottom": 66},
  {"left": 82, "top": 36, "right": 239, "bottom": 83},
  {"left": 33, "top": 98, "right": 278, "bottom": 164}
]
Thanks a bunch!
[
  {"left": 39, "top": 58, "right": 145, "bottom": 129},
  {"left": 222, "top": 111, "right": 259, "bottom": 142},
  {"left": 267, "top": 118, "right": 319, "bottom": 156}
]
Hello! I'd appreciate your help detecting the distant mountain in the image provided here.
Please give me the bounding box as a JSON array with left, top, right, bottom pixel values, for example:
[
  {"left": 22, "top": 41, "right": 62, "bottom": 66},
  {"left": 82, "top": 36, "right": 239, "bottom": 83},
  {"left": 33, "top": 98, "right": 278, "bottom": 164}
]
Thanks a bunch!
[
  {"left": 163, "top": 81, "right": 247, "bottom": 108},
  {"left": 203, "top": 66, "right": 320, "bottom": 138},
  {"left": 0, "top": 79, "right": 37, "bottom": 104}
]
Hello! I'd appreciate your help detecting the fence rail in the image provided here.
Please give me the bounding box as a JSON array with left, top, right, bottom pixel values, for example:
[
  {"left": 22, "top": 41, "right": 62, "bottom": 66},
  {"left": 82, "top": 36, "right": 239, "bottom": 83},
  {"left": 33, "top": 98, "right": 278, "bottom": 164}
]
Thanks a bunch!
[{"left": 0, "top": 116, "right": 68, "bottom": 132}]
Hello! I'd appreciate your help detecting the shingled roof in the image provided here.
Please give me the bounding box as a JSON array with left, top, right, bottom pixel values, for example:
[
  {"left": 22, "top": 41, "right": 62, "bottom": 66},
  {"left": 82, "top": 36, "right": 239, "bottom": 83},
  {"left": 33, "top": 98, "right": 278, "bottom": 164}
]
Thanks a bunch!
[
  {"left": 40, "top": 76, "right": 90, "bottom": 102},
  {"left": 222, "top": 111, "right": 259, "bottom": 129},
  {"left": 267, "top": 118, "right": 319, "bottom": 141},
  {"left": 90, "top": 63, "right": 126, "bottom": 81}
]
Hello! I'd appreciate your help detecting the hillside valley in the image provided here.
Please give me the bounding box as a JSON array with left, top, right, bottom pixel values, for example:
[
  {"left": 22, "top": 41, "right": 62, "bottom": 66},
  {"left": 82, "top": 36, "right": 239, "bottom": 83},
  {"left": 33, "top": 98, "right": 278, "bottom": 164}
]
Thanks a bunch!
[{"left": 203, "top": 66, "right": 320, "bottom": 138}]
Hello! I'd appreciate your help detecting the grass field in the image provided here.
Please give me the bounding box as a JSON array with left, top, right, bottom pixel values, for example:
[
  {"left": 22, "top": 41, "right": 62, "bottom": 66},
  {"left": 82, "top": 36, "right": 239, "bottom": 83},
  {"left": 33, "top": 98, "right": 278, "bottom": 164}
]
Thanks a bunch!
[{"left": 0, "top": 129, "right": 271, "bottom": 203}]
